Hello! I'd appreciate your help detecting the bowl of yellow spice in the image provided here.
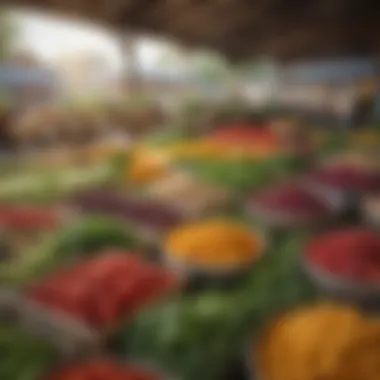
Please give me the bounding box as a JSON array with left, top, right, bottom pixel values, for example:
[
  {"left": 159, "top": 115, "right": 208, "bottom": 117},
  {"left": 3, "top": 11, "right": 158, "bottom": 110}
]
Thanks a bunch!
[
  {"left": 249, "top": 302, "right": 380, "bottom": 380},
  {"left": 163, "top": 219, "right": 265, "bottom": 281}
]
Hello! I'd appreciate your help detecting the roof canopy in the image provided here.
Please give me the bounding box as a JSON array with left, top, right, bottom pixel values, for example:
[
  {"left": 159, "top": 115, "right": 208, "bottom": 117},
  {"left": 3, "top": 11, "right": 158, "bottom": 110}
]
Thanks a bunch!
[{"left": 10, "top": 0, "right": 380, "bottom": 61}]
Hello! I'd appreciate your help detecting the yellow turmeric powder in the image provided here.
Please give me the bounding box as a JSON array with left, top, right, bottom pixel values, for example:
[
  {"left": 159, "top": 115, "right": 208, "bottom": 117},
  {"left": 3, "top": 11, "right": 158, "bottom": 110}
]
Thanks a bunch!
[
  {"left": 128, "top": 147, "right": 169, "bottom": 185},
  {"left": 256, "top": 303, "right": 380, "bottom": 380},
  {"left": 164, "top": 219, "right": 263, "bottom": 269}
]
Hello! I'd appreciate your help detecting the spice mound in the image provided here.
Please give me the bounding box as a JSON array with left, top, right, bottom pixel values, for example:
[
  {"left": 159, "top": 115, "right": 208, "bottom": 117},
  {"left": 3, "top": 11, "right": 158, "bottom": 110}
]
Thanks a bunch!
[
  {"left": 164, "top": 219, "right": 263, "bottom": 270},
  {"left": 308, "top": 163, "right": 380, "bottom": 193},
  {"left": 249, "top": 183, "right": 331, "bottom": 225},
  {"left": 256, "top": 303, "right": 380, "bottom": 380},
  {"left": 306, "top": 228, "right": 380, "bottom": 284},
  {"left": 29, "top": 251, "right": 180, "bottom": 328}
]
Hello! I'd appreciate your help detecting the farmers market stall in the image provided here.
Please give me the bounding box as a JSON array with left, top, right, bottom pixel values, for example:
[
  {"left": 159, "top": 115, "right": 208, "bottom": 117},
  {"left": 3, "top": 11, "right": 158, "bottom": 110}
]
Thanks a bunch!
[
  {"left": 2, "top": 1, "right": 380, "bottom": 379},
  {"left": 1, "top": 106, "right": 380, "bottom": 380}
]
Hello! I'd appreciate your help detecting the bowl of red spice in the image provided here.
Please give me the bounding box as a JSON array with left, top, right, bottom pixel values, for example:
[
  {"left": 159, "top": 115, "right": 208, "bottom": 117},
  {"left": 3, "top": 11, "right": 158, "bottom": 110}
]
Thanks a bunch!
[
  {"left": 27, "top": 251, "right": 182, "bottom": 333},
  {"left": 246, "top": 182, "right": 339, "bottom": 230},
  {"left": 304, "top": 228, "right": 380, "bottom": 303}
]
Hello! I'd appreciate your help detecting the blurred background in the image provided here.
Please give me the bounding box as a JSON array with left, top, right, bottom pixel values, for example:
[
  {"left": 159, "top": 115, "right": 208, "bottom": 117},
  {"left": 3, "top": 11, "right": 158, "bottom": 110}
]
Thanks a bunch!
[
  {"left": 0, "top": 5, "right": 379, "bottom": 155},
  {"left": 1, "top": 2, "right": 380, "bottom": 380}
]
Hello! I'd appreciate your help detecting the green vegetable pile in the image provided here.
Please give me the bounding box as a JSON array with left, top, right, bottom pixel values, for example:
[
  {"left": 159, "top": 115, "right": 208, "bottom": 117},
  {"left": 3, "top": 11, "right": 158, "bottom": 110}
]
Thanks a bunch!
[
  {"left": 122, "top": 234, "right": 320, "bottom": 380},
  {"left": 0, "top": 326, "right": 57, "bottom": 380},
  {"left": 177, "top": 156, "right": 304, "bottom": 194},
  {"left": 0, "top": 163, "right": 117, "bottom": 203},
  {"left": 3, "top": 217, "right": 142, "bottom": 285}
]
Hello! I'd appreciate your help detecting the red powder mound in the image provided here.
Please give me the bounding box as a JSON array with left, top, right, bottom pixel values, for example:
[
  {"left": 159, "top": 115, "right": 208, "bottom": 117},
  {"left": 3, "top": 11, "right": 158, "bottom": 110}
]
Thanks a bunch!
[
  {"left": 308, "top": 164, "right": 380, "bottom": 193},
  {"left": 251, "top": 184, "right": 330, "bottom": 217},
  {"left": 306, "top": 228, "right": 380, "bottom": 283},
  {"left": 207, "top": 126, "right": 281, "bottom": 148}
]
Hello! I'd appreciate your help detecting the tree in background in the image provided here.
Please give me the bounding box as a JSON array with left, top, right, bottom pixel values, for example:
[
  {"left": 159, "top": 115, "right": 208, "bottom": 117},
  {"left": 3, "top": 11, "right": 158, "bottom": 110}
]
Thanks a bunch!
[{"left": 0, "top": 7, "right": 18, "bottom": 62}]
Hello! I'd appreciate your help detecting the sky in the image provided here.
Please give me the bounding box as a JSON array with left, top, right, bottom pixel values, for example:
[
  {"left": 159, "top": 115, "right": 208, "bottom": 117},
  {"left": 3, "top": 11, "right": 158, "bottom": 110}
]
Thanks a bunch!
[{"left": 13, "top": 9, "right": 169, "bottom": 73}]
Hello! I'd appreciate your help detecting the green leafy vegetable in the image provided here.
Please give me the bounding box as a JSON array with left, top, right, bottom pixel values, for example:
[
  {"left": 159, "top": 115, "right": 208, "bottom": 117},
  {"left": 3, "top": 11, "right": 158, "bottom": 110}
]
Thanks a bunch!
[
  {"left": 0, "top": 163, "right": 116, "bottom": 203},
  {"left": 3, "top": 217, "right": 141, "bottom": 284},
  {"left": 0, "top": 326, "right": 57, "bottom": 380},
  {"left": 177, "top": 156, "right": 299, "bottom": 194},
  {"left": 122, "top": 233, "right": 319, "bottom": 380}
]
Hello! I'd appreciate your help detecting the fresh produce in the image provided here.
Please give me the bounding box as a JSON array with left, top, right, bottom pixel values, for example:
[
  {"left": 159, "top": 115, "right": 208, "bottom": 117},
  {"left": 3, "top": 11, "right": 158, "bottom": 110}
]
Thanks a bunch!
[
  {"left": 305, "top": 228, "right": 380, "bottom": 284},
  {"left": 2, "top": 217, "right": 141, "bottom": 284},
  {"left": 145, "top": 129, "right": 280, "bottom": 164},
  {"left": 29, "top": 251, "right": 180, "bottom": 328},
  {"left": 0, "top": 326, "right": 57, "bottom": 379},
  {"left": 255, "top": 303, "right": 380, "bottom": 380},
  {"left": 0, "top": 163, "right": 116, "bottom": 202},
  {"left": 164, "top": 140, "right": 232, "bottom": 160},
  {"left": 162, "top": 132, "right": 279, "bottom": 161},
  {"left": 206, "top": 126, "right": 281, "bottom": 153},
  {"left": 248, "top": 183, "right": 334, "bottom": 227},
  {"left": 50, "top": 217, "right": 142, "bottom": 259},
  {"left": 123, "top": 234, "right": 318, "bottom": 380},
  {"left": 0, "top": 205, "right": 62, "bottom": 265},
  {"left": 164, "top": 219, "right": 263, "bottom": 270},
  {"left": 45, "top": 361, "right": 161, "bottom": 380},
  {"left": 177, "top": 158, "right": 274, "bottom": 193},
  {"left": 71, "top": 190, "right": 183, "bottom": 231},
  {"left": 128, "top": 146, "right": 169, "bottom": 185}
]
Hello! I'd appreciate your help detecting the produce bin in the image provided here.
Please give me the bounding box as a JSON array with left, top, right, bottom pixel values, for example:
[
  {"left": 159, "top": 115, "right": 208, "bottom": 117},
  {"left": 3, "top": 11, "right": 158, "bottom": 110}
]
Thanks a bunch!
[{"left": 10, "top": 251, "right": 183, "bottom": 353}]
